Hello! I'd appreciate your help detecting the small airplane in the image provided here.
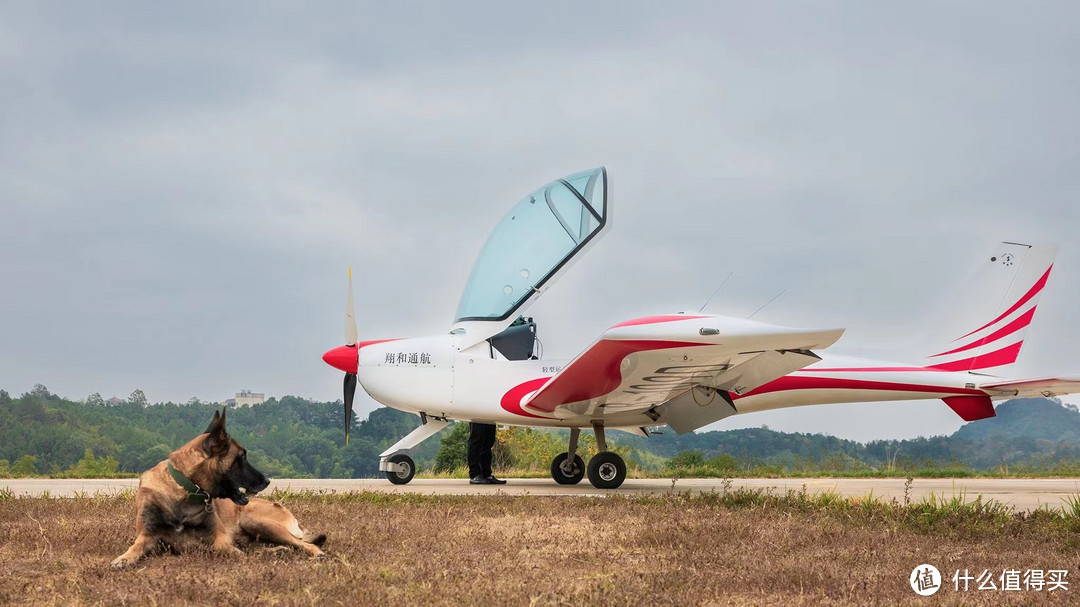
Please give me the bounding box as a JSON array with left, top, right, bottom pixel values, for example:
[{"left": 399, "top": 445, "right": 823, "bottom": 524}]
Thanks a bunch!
[{"left": 323, "top": 167, "right": 1080, "bottom": 489}]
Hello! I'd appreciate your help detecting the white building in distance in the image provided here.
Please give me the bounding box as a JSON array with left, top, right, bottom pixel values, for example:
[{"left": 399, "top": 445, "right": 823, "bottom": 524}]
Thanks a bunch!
[{"left": 226, "top": 390, "right": 265, "bottom": 408}]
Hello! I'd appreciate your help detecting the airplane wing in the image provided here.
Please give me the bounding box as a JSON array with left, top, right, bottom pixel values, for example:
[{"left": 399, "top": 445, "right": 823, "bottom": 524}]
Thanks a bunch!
[
  {"left": 979, "top": 376, "right": 1080, "bottom": 399},
  {"left": 522, "top": 315, "right": 844, "bottom": 432}
]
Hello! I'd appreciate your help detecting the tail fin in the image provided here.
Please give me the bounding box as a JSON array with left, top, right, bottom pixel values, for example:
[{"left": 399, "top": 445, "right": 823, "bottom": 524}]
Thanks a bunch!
[{"left": 923, "top": 242, "right": 1057, "bottom": 374}]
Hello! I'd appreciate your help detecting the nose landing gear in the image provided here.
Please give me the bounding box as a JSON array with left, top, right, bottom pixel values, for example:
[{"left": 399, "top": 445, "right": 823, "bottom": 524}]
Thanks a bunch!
[
  {"left": 378, "top": 415, "right": 450, "bottom": 485},
  {"left": 384, "top": 453, "right": 415, "bottom": 485}
]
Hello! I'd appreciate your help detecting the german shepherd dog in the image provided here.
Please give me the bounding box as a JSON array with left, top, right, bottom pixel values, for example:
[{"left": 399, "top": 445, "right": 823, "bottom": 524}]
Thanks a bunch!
[{"left": 112, "top": 408, "right": 325, "bottom": 568}]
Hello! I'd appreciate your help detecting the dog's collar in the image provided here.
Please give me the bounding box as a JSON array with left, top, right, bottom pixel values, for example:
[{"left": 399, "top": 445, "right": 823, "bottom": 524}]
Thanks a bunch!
[{"left": 167, "top": 460, "right": 212, "bottom": 508}]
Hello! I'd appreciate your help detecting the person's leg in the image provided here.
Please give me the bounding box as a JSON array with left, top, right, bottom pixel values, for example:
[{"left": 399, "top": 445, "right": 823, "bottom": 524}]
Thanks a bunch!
[
  {"left": 466, "top": 422, "right": 483, "bottom": 479},
  {"left": 479, "top": 423, "right": 496, "bottom": 477}
]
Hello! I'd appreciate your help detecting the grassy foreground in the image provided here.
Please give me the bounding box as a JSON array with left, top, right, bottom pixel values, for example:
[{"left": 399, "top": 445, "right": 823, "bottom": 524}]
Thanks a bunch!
[{"left": 2, "top": 488, "right": 1079, "bottom": 606}]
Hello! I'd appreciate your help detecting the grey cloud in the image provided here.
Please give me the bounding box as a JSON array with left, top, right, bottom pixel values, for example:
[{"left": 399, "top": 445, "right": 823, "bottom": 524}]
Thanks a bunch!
[{"left": 2, "top": 2, "right": 1078, "bottom": 441}]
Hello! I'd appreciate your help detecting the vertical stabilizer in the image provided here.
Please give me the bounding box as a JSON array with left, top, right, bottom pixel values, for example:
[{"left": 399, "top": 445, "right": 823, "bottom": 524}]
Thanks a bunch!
[{"left": 924, "top": 242, "right": 1057, "bottom": 374}]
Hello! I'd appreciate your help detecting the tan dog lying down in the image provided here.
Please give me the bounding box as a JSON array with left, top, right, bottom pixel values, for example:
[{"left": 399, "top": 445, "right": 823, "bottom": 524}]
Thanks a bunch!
[{"left": 112, "top": 408, "right": 325, "bottom": 568}]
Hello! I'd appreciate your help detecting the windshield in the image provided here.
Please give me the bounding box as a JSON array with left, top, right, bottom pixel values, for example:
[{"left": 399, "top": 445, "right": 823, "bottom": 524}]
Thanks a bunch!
[{"left": 455, "top": 167, "right": 607, "bottom": 322}]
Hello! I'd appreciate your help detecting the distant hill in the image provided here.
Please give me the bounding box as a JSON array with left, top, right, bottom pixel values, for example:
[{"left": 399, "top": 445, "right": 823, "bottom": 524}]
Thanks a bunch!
[{"left": 953, "top": 398, "right": 1080, "bottom": 443}]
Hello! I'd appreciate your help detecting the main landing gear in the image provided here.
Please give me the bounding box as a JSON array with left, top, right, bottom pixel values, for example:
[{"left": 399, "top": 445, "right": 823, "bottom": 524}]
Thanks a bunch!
[{"left": 549, "top": 424, "right": 627, "bottom": 489}]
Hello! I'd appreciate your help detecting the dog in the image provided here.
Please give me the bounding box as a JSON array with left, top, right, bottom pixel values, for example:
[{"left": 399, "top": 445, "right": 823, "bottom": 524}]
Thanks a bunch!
[{"left": 112, "top": 408, "right": 325, "bottom": 568}]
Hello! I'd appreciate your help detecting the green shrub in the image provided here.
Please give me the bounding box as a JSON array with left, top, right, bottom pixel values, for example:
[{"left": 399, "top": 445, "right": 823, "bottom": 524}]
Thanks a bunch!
[
  {"left": 666, "top": 451, "right": 706, "bottom": 471},
  {"left": 11, "top": 455, "right": 37, "bottom": 477}
]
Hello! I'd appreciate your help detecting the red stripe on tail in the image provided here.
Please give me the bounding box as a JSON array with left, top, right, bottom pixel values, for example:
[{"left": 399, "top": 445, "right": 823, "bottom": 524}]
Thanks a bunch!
[
  {"left": 929, "top": 308, "right": 1036, "bottom": 358},
  {"left": 953, "top": 266, "right": 1052, "bottom": 341},
  {"left": 929, "top": 341, "right": 1023, "bottom": 372}
]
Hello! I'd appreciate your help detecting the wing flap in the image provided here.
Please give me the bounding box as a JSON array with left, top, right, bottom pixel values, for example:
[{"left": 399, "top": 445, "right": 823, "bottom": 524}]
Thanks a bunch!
[
  {"left": 703, "top": 349, "right": 822, "bottom": 395},
  {"left": 655, "top": 349, "right": 824, "bottom": 434}
]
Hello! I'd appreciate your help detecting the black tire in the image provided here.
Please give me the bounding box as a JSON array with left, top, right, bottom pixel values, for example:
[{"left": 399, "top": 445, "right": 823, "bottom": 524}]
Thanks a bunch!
[
  {"left": 550, "top": 452, "right": 585, "bottom": 485},
  {"left": 587, "top": 451, "right": 627, "bottom": 489},
  {"left": 385, "top": 454, "right": 416, "bottom": 485}
]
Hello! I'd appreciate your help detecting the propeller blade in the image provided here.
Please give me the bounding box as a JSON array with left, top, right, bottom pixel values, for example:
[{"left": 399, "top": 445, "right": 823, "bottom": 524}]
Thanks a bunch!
[
  {"left": 343, "top": 372, "right": 357, "bottom": 445},
  {"left": 345, "top": 266, "right": 357, "bottom": 346}
]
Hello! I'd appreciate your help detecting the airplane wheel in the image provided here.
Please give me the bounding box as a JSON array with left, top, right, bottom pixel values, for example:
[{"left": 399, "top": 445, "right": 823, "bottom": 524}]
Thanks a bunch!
[
  {"left": 587, "top": 451, "right": 626, "bottom": 489},
  {"left": 550, "top": 452, "right": 585, "bottom": 485},
  {"left": 385, "top": 454, "right": 415, "bottom": 485}
]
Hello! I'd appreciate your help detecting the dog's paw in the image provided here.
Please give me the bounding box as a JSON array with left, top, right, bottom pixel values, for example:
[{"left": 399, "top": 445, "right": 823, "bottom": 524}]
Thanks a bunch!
[
  {"left": 110, "top": 556, "right": 137, "bottom": 570},
  {"left": 212, "top": 543, "right": 245, "bottom": 558}
]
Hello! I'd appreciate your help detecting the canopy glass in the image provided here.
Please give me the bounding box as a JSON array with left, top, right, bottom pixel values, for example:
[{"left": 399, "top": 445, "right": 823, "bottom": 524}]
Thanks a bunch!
[{"left": 455, "top": 167, "right": 608, "bottom": 322}]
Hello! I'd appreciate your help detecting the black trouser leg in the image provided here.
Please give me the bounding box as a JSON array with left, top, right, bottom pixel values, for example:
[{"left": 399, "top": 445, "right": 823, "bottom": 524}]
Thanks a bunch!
[
  {"left": 467, "top": 422, "right": 483, "bottom": 478},
  {"left": 479, "top": 423, "right": 496, "bottom": 477},
  {"left": 467, "top": 422, "right": 497, "bottom": 478}
]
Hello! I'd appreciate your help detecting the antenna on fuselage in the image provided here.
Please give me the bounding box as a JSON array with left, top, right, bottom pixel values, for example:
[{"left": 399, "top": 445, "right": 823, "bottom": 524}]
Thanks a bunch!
[
  {"left": 747, "top": 289, "right": 786, "bottom": 320},
  {"left": 698, "top": 272, "right": 734, "bottom": 313}
]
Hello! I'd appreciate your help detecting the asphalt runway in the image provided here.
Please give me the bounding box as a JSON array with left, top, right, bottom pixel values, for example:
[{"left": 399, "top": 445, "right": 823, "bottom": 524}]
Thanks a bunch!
[{"left": 4, "top": 477, "right": 1080, "bottom": 511}]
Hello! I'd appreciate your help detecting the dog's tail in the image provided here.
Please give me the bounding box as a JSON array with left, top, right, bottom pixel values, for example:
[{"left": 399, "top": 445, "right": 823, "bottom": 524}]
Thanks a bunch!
[{"left": 303, "top": 531, "right": 327, "bottom": 547}]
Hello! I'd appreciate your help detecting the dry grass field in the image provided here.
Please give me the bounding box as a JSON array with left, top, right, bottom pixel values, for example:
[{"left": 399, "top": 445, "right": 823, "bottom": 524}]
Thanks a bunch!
[{"left": 2, "top": 489, "right": 1079, "bottom": 606}]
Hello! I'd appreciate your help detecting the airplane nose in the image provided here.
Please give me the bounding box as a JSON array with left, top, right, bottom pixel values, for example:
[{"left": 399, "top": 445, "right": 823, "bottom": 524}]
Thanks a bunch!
[{"left": 322, "top": 345, "right": 358, "bottom": 373}]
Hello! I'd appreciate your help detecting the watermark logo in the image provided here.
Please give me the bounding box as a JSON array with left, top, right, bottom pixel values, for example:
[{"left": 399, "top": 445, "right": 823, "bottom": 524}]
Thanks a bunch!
[
  {"left": 953, "top": 569, "right": 1068, "bottom": 592},
  {"left": 911, "top": 564, "right": 942, "bottom": 596}
]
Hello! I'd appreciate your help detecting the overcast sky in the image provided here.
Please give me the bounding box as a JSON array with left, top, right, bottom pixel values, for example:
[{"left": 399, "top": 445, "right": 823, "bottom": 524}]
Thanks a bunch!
[{"left": 2, "top": 2, "right": 1079, "bottom": 441}]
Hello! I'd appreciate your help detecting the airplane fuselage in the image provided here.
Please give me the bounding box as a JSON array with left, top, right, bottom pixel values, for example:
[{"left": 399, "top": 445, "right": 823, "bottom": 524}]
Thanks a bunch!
[{"left": 355, "top": 332, "right": 988, "bottom": 432}]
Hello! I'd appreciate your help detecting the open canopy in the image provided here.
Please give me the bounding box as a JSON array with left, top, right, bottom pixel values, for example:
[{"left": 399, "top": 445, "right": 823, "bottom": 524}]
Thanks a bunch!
[{"left": 455, "top": 167, "right": 608, "bottom": 323}]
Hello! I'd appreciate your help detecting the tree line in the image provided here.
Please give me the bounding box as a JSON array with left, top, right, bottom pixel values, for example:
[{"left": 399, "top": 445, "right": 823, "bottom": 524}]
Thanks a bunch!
[
  {"left": 2, "top": 385, "right": 1079, "bottom": 478},
  {"left": 0, "top": 385, "right": 432, "bottom": 478}
]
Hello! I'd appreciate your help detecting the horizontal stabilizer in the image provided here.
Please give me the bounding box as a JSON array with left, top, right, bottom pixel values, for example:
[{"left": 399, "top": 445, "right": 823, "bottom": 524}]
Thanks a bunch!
[{"left": 979, "top": 376, "right": 1080, "bottom": 399}]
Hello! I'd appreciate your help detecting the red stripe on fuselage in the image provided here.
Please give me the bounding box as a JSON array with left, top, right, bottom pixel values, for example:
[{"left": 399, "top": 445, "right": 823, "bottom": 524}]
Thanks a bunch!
[
  {"left": 500, "top": 377, "right": 553, "bottom": 419},
  {"left": 735, "top": 375, "right": 985, "bottom": 399}
]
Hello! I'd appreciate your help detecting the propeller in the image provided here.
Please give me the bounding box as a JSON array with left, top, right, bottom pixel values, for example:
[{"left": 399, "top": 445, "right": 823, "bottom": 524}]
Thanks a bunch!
[
  {"left": 345, "top": 267, "right": 357, "bottom": 347},
  {"left": 343, "top": 372, "right": 356, "bottom": 445},
  {"left": 343, "top": 267, "right": 357, "bottom": 444}
]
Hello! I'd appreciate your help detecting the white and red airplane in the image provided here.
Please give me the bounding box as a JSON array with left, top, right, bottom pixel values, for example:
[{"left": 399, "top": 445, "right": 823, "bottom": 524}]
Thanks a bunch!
[{"left": 323, "top": 167, "right": 1079, "bottom": 489}]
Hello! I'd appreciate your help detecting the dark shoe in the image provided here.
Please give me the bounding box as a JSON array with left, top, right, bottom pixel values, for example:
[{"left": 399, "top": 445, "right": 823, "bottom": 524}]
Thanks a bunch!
[
  {"left": 469, "top": 476, "right": 492, "bottom": 485},
  {"left": 486, "top": 475, "right": 507, "bottom": 485}
]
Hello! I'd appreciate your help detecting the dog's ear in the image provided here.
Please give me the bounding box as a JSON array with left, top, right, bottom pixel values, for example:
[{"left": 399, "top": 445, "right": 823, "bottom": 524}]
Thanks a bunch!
[
  {"left": 203, "top": 408, "right": 229, "bottom": 456},
  {"left": 204, "top": 410, "right": 221, "bottom": 435}
]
